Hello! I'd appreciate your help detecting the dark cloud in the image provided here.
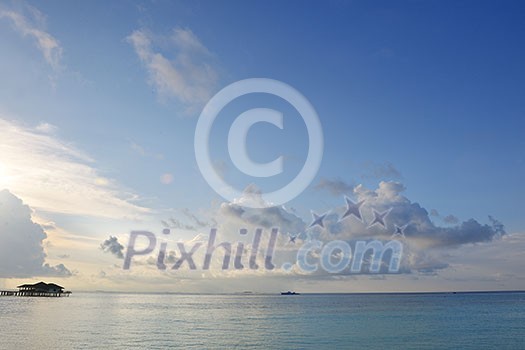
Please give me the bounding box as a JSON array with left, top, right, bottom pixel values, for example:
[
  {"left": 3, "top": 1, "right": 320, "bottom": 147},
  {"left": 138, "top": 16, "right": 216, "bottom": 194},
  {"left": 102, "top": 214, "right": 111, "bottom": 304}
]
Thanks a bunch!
[
  {"left": 165, "top": 250, "right": 177, "bottom": 264},
  {"left": 160, "top": 208, "right": 215, "bottom": 231},
  {"left": 161, "top": 218, "right": 195, "bottom": 231},
  {"left": 101, "top": 236, "right": 125, "bottom": 259},
  {"left": 219, "top": 202, "right": 306, "bottom": 235},
  {"left": 426, "top": 218, "right": 504, "bottom": 246},
  {"left": 43, "top": 263, "right": 72, "bottom": 276},
  {"left": 488, "top": 216, "right": 505, "bottom": 235},
  {"left": 443, "top": 214, "right": 460, "bottom": 224},
  {"left": 0, "top": 190, "right": 72, "bottom": 277},
  {"left": 346, "top": 182, "right": 505, "bottom": 247},
  {"left": 220, "top": 203, "right": 245, "bottom": 218},
  {"left": 430, "top": 210, "right": 461, "bottom": 225},
  {"left": 181, "top": 208, "right": 210, "bottom": 228},
  {"left": 146, "top": 250, "right": 178, "bottom": 266}
]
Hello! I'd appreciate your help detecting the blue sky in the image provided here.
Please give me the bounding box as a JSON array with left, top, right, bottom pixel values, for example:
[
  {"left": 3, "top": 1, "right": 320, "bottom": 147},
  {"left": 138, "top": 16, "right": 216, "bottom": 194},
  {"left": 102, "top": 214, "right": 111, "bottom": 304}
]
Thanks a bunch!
[{"left": 0, "top": 0, "right": 524, "bottom": 292}]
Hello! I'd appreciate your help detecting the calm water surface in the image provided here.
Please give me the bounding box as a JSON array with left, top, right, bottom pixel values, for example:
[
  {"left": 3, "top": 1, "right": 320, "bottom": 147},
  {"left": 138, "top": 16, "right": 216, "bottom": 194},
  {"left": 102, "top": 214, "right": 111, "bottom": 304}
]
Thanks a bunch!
[{"left": 1, "top": 292, "right": 524, "bottom": 349}]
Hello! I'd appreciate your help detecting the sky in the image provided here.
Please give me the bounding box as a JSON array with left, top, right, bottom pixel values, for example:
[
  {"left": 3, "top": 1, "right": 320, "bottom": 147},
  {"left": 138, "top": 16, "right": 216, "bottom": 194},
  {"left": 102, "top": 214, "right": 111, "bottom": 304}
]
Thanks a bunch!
[{"left": 0, "top": 0, "right": 524, "bottom": 293}]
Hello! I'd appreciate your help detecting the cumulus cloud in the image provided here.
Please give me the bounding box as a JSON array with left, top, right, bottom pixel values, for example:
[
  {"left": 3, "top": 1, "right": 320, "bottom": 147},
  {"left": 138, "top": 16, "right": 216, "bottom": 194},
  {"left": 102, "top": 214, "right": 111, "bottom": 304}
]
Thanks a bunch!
[
  {"left": 127, "top": 27, "right": 218, "bottom": 113},
  {"left": 208, "top": 181, "right": 505, "bottom": 277},
  {"left": 101, "top": 236, "right": 125, "bottom": 259},
  {"left": 0, "top": 190, "right": 71, "bottom": 277},
  {"left": 317, "top": 181, "right": 505, "bottom": 247},
  {"left": 0, "top": 118, "right": 150, "bottom": 219},
  {"left": 307, "top": 181, "right": 504, "bottom": 274},
  {"left": 0, "top": 4, "right": 62, "bottom": 71}
]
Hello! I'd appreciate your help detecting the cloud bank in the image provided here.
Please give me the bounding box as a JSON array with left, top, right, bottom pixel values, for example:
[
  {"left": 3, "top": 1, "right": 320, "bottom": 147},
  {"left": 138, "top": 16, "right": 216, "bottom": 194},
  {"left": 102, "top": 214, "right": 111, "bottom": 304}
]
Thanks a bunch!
[{"left": 211, "top": 181, "right": 505, "bottom": 276}]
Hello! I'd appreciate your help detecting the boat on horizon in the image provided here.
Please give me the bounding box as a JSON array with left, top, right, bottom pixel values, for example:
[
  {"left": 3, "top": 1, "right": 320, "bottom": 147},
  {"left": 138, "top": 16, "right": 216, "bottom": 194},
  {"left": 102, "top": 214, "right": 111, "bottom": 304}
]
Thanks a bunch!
[{"left": 281, "top": 291, "right": 300, "bottom": 295}]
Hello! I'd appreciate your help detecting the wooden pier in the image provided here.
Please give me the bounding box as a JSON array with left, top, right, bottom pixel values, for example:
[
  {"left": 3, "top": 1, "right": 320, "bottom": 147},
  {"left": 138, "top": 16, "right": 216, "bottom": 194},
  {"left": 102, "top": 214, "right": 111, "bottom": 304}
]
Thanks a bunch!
[
  {"left": 0, "top": 281, "right": 71, "bottom": 298},
  {"left": 0, "top": 290, "right": 71, "bottom": 297}
]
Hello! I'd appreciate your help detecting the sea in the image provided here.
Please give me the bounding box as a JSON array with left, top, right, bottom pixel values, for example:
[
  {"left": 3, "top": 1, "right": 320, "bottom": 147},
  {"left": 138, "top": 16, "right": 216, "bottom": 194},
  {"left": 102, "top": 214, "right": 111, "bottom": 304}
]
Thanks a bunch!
[{"left": 0, "top": 292, "right": 524, "bottom": 349}]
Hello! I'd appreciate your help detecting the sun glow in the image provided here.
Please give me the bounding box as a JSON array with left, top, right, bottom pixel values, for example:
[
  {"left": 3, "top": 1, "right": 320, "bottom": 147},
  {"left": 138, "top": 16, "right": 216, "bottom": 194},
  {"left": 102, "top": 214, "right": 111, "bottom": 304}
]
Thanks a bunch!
[{"left": 0, "top": 162, "right": 10, "bottom": 189}]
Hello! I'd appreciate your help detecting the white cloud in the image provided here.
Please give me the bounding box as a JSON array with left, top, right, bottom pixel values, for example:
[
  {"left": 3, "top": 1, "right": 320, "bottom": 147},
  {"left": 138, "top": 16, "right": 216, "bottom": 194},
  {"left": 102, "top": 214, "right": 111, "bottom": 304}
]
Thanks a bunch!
[
  {"left": 0, "top": 5, "right": 62, "bottom": 71},
  {"left": 0, "top": 118, "right": 150, "bottom": 219},
  {"left": 0, "top": 189, "right": 71, "bottom": 278},
  {"left": 127, "top": 27, "right": 218, "bottom": 113},
  {"left": 35, "top": 122, "right": 58, "bottom": 134}
]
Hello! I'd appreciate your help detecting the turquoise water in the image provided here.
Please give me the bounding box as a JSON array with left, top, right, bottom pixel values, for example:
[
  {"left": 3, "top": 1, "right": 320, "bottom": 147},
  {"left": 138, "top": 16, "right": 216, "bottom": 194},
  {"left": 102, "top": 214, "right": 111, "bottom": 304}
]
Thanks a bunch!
[{"left": 0, "top": 292, "right": 524, "bottom": 349}]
